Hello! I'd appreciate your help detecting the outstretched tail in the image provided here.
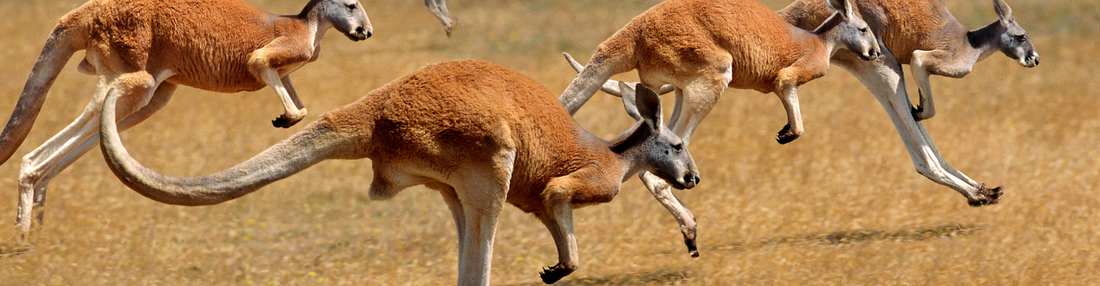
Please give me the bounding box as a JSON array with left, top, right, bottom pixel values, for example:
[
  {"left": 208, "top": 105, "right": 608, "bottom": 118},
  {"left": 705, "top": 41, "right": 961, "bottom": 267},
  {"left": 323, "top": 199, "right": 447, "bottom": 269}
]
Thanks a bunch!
[
  {"left": 0, "top": 23, "right": 83, "bottom": 165},
  {"left": 98, "top": 87, "right": 349, "bottom": 206},
  {"left": 558, "top": 39, "right": 637, "bottom": 115},
  {"left": 563, "top": 53, "right": 676, "bottom": 97}
]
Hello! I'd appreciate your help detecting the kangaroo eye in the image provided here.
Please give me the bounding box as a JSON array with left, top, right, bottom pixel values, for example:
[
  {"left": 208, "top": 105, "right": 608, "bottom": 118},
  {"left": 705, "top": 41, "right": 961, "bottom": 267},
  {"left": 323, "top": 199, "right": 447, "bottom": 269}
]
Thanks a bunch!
[
  {"left": 1014, "top": 35, "right": 1027, "bottom": 42},
  {"left": 859, "top": 27, "right": 868, "bottom": 34},
  {"left": 346, "top": 4, "right": 356, "bottom": 11},
  {"left": 671, "top": 143, "right": 683, "bottom": 152}
]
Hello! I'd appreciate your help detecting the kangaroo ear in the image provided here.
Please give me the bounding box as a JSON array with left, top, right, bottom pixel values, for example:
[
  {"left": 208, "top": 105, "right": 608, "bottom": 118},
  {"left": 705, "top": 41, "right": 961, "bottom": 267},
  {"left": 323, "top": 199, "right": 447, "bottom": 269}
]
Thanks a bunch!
[
  {"left": 632, "top": 83, "right": 662, "bottom": 131},
  {"left": 620, "top": 81, "right": 642, "bottom": 121},
  {"left": 993, "top": 0, "right": 1014, "bottom": 25},
  {"left": 826, "top": 0, "right": 852, "bottom": 20}
]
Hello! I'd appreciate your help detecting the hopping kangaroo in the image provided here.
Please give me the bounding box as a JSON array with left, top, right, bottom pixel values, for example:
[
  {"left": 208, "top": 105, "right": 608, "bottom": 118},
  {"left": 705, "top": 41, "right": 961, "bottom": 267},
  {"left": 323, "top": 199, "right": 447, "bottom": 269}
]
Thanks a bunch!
[
  {"left": 776, "top": 0, "right": 1027, "bottom": 204},
  {"left": 98, "top": 60, "right": 699, "bottom": 285},
  {"left": 781, "top": 0, "right": 1039, "bottom": 121},
  {"left": 558, "top": 0, "right": 879, "bottom": 255},
  {"left": 574, "top": 0, "right": 1024, "bottom": 231},
  {"left": 0, "top": 0, "right": 372, "bottom": 238}
]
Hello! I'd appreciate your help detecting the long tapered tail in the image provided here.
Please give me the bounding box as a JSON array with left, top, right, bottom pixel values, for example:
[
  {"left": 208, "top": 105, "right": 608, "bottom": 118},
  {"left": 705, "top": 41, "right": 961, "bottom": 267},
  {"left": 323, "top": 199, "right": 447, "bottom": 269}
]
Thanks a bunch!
[
  {"left": 563, "top": 53, "right": 676, "bottom": 97},
  {"left": 0, "top": 26, "right": 81, "bottom": 165},
  {"left": 558, "top": 45, "right": 636, "bottom": 115},
  {"left": 98, "top": 87, "right": 345, "bottom": 206}
]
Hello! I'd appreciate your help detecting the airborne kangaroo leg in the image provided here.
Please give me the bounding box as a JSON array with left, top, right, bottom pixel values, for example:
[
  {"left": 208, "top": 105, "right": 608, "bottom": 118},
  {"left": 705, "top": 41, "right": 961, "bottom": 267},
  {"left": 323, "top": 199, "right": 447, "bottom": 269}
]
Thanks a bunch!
[
  {"left": 425, "top": 0, "right": 454, "bottom": 35},
  {"left": 34, "top": 82, "right": 176, "bottom": 183},
  {"left": 33, "top": 82, "right": 177, "bottom": 194},
  {"left": 774, "top": 83, "right": 804, "bottom": 144},
  {"left": 831, "top": 46, "right": 1000, "bottom": 206},
  {"left": 909, "top": 49, "right": 976, "bottom": 121},
  {"left": 260, "top": 71, "right": 307, "bottom": 129},
  {"left": 15, "top": 72, "right": 161, "bottom": 238},
  {"left": 249, "top": 40, "right": 311, "bottom": 129},
  {"left": 281, "top": 77, "right": 305, "bottom": 111},
  {"left": 535, "top": 196, "right": 577, "bottom": 284}
]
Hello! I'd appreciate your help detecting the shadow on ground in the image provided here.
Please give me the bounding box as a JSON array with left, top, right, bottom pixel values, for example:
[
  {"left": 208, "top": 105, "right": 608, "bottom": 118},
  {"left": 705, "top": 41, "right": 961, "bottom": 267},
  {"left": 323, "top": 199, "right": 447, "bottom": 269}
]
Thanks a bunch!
[
  {"left": 710, "top": 224, "right": 982, "bottom": 253},
  {"left": 0, "top": 242, "right": 31, "bottom": 258},
  {"left": 503, "top": 269, "right": 690, "bottom": 286}
]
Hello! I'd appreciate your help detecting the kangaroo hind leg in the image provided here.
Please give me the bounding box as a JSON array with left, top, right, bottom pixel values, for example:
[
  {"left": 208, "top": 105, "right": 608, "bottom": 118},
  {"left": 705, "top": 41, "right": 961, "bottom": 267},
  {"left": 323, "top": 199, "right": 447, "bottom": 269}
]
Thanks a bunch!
[
  {"left": 15, "top": 72, "right": 160, "bottom": 239},
  {"left": 452, "top": 149, "right": 513, "bottom": 286}
]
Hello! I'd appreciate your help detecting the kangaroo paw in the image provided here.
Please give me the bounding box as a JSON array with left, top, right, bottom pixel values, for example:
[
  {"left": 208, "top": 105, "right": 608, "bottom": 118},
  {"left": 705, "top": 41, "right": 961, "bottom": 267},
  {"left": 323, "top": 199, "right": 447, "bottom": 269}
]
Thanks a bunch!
[
  {"left": 685, "top": 236, "right": 699, "bottom": 258},
  {"left": 539, "top": 262, "right": 575, "bottom": 284},
  {"left": 271, "top": 113, "right": 304, "bottom": 128},
  {"left": 912, "top": 105, "right": 933, "bottom": 122},
  {"left": 967, "top": 184, "right": 1004, "bottom": 207},
  {"left": 776, "top": 124, "right": 799, "bottom": 144}
]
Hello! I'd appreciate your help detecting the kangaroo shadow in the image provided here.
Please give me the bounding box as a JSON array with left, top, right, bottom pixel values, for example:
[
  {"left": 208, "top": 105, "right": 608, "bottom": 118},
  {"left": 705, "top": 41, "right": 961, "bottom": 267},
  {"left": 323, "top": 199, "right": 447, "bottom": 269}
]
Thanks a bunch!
[
  {"left": 502, "top": 269, "right": 690, "bottom": 286},
  {"left": 0, "top": 242, "right": 32, "bottom": 257},
  {"left": 712, "top": 224, "right": 982, "bottom": 253}
]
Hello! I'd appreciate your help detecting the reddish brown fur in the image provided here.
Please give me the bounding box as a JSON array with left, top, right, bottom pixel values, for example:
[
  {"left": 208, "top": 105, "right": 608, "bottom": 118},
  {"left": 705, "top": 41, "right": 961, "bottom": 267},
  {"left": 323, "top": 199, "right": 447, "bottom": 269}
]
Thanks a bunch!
[
  {"left": 557, "top": 0, "right": 880, "bottom": 255},
  {"left": 97, "top": 60, "right": 696, "bottom": 284},
  {"left": 69, "top": 0, "right": 317, "bottom": 92},
  {"left": 4, "top": 0, "right": 372, "bottom": 239},
  {"left": 321, "top": 60, "right": 624, "bottom": 213},
  {"left": 780, "top": 0, "right": 969, "bottom": 64},
  {"left": 597, "top": 0, "right": 828, "bottom": 93}
]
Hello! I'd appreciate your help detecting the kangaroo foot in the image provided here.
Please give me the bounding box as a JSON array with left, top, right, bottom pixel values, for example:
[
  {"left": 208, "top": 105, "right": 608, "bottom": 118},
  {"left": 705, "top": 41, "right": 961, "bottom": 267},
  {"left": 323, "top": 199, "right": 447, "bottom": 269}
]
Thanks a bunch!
[
  {"left": 271, "top": 108, "right": 307, "bottom": 128},
  {"left": 776, "top": 124, "right": 800, "bottom": 144},
  {"left": 684, "top": 235, "right": 699, "bottom": 258},
  {"left": 539, "top": 262, "right": 576, "bottom": 284},
  {"left": 967, "top": 184, "right": 1004, "bottom": 207},
  {"left": 912, "top": 105, "right": 934, "bottom": 121}
]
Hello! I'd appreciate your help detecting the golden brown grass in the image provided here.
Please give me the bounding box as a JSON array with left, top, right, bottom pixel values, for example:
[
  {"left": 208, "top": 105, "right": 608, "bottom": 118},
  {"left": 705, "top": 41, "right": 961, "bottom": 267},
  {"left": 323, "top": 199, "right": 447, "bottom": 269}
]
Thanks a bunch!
[{"left": 0, "top": 0, "right": 1096, "bottom": 285}]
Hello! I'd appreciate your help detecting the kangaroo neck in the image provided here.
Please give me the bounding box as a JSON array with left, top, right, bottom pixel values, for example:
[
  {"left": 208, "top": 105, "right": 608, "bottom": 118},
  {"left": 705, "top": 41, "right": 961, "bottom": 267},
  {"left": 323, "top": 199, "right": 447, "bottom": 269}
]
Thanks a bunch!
[
  {"left": 966, "top": 21, "right": 1003, "bottom": 63},
  {"left": 607, "top": 121, "right": 650, "bottom": 182},
  {"left": 304, "top": 9, "right": 330, "bottom": 45},
  {"left": 808, "top": 12, "right": 842, "bottom": 58}
]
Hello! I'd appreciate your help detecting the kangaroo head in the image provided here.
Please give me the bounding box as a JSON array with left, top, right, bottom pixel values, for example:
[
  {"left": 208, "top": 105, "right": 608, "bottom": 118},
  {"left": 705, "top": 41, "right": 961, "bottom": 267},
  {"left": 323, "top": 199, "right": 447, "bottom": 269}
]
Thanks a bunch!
[
  {"left": 992, "top": 0, "right": 1039, "bottom": 67},
  {"left": 822, "top": 0, "right": 880, "bottom": 61},
  {"left": 318, "top": 0, "right": 373, "bottom": 41},
  {"left": 619, "top": 82, "right": 700, "bottom": 190}
]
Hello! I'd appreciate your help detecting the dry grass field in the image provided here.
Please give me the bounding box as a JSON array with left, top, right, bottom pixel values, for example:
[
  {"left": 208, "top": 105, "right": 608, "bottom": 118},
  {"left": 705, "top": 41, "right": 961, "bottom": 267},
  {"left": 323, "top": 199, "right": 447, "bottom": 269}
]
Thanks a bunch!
[{"left": 0, "top": 0, "right": 1097, "bottom": 284}]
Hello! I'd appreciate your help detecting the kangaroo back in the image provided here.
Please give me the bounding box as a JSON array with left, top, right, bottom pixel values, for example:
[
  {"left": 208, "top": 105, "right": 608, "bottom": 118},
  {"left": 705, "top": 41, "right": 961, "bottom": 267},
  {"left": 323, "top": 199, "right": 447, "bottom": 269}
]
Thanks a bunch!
[{"left": 779, "top": 0, "right": 963, "bottom": 64}]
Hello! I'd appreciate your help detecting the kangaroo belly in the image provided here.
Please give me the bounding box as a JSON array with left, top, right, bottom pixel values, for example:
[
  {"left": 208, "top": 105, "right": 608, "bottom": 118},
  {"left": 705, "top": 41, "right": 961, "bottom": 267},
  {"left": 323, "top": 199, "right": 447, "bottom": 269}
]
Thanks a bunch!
[{"left": 165, "top": 68, "right": 267, "bottom": 93}]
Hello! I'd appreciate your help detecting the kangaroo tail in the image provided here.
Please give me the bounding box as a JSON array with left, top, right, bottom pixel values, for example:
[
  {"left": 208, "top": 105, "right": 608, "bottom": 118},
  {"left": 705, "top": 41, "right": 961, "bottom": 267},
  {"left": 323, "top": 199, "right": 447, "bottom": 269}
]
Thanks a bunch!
[
  {"left": 0, "top": 23, "right": 83, "bottom": 165},
  {"left": 98, "top": 87, "right": 347, "bottom": 206},
  {"left": 558, "top": 39, "right": 637, "bottom": 115}
]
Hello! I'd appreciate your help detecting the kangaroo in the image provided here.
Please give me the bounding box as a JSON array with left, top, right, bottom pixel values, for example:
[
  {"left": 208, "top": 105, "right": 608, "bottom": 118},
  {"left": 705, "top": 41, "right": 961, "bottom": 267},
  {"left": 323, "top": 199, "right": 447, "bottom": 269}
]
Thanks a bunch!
[
  {"left": 776, "top": 0, "right": 1023, "bottom": 204},
  {"left": 97, "top": 60, "right": 700, "bottom": 285},
  {"left": 0, "top": 0, "right": 372, "bottom": 239},
  {"left": 780, "top": 0, "right": 1039, "bottom": 121},
  {"left": 566, "top": 0, "right": 1015, "bottom": 241},
  {"left": 556, "top": 0, "right": 879, "bottom": 255}
]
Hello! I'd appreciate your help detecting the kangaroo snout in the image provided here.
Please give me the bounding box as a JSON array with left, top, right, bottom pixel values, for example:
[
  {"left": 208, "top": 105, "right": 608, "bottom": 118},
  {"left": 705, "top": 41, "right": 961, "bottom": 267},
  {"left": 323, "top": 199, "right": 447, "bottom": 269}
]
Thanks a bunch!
[
  {"left": 677, "top": 172, "right": 700, "bottom": 190},
  {"left": 860, "top": 45, "right": 882, "bottom": 61},
  {"left": 1022, "top": 52, "right": 1039, "bottom": 67},
  {"left": 348, "top": 26, "right": 372, "bottom": 41}
]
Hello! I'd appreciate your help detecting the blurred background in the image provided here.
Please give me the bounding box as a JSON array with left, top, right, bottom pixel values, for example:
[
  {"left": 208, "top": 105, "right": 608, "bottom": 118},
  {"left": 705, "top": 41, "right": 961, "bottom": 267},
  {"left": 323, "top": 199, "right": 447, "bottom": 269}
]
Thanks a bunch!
[{"left": 0, "top": 0, "right": 1096, "bottom": 284}]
